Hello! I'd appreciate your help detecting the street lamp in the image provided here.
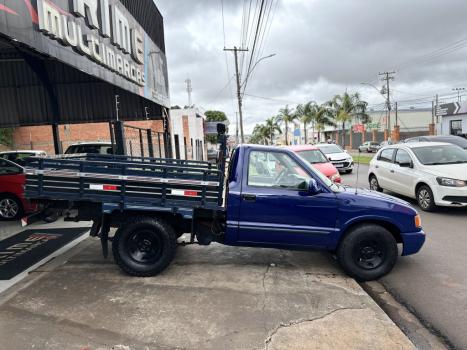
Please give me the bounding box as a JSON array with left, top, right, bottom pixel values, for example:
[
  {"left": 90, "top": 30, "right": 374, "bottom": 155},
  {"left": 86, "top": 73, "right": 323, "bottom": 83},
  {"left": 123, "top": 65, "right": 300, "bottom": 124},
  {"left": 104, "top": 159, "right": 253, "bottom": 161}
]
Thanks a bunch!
[
  {"left": 241, "top": 53, "right": 276, "bottom": 89},
  {"left": 452, "top": 87, "right": 465, "bottom": 102},
  {"left": 360, "top": 82, "right": 386, "bottom": 100}
]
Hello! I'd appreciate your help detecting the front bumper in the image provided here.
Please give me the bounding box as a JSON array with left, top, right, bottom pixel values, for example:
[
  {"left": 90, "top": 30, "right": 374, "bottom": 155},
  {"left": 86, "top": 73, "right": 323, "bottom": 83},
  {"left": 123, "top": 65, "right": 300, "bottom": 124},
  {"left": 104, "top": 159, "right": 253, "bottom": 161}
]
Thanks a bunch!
[
  {"left": 433, "top": 185, "right": 467, "bottom": 207},
  {"left": 401, "top": 230, "right": 425, "bottom": 256},
  {"left": 332, "top": 160, "right": 354, "bottom": 172}
]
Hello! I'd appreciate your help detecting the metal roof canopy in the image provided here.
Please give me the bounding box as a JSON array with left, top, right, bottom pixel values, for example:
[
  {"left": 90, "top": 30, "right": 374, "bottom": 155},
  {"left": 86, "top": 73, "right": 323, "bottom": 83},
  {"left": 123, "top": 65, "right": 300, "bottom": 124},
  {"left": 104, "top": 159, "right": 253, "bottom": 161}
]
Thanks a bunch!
[{"left": 0, "top": 36, "right": 164, "bottom": 128}]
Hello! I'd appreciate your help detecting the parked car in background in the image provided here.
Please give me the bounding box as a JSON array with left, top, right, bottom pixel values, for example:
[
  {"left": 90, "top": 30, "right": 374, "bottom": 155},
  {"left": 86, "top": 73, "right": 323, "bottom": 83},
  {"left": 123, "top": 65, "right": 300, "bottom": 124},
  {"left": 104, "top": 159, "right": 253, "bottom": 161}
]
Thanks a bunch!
[
  {"left": 207, "top": 148, "right": 218, "bottom": 163},
  {"left": 403, "top": 135, "right": 467, "bottom": 149},
  {"left": 315, "top": 143, "right": 354, "bottom": 173},
  {"left": 65, "top": 142, "right": 113, "bottom": 155},
  {"left": 0, "top": 159, "right": 37, "bottom": 220},
  {"left": 368, "top": 142, "right": 467, "bottom": 211},
  {"left": 288, "top": 145, "right": 341, "bottom": 183},
  {"left": 0, "top": 150, "right": 46, "bottom": 166},
  {"left": 358, "top": 141, "right": 380, "bottom": 153}
]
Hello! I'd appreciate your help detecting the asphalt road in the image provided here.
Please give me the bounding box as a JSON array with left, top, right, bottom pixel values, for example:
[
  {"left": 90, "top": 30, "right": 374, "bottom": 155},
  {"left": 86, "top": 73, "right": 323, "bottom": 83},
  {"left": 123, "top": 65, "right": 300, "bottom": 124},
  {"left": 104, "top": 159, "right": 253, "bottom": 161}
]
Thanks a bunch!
[{"left": 342, "top": 163, "right": 467, "bottom": 349}]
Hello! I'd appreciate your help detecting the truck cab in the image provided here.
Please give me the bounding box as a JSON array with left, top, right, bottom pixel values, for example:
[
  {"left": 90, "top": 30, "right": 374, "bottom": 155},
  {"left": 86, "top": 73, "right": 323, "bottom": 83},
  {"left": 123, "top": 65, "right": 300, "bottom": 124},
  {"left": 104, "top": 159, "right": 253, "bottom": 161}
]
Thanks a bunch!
[
  {"left": 24, "top": 142, "right": 426, "bottom": 281},
  {"left": 222, "top": 145, "right": 425, "bottom": 280}
]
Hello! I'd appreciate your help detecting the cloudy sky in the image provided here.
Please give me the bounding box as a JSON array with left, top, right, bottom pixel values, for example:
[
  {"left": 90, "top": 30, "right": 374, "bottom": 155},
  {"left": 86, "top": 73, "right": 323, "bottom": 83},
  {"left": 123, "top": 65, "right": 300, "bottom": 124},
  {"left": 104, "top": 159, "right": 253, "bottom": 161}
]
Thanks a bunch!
[{"left": 156, "top": 0, "right": 467, "bottom": 133}]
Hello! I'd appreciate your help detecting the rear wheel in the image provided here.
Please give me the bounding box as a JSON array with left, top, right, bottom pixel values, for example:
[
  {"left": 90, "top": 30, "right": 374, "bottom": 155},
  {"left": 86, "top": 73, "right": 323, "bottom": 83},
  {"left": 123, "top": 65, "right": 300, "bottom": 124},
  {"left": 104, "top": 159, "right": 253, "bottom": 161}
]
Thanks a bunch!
[
  {"left": 337, "top": 224, "right": 397, "bottom": 281},
  {"left": 112, "top": 216, "right": 177, "bottom": 277},
  {"left": 369, "top": 175, "right": 383, "bottom": 192},
  {"left": 0, "top": 194, "right": 23, "bottom": 220},
  {"left": 417, "top": 185, "right": 436, "bottom": 212}
]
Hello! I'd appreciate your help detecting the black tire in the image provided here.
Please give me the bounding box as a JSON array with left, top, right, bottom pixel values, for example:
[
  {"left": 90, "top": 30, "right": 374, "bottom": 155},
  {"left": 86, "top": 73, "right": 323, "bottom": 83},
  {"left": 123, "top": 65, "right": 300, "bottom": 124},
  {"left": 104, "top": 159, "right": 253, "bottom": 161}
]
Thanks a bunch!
[
  {"left": 416, "top": 185, "right": 436, "bottom": 212},
  {"left": 345, "top": 169, "right": 353, "bottom": 174},
  {"left": 337, "top": 224, "right": 397, "bottom": 281},
  {"left": 112, "top": 216, "right": 177, "bottom": 277},
  {"left": 0, "top": 194, "right": 24, "bottom": 220},
  {"left": 369, "top": 175, "right": 383, "bottom": 192}
]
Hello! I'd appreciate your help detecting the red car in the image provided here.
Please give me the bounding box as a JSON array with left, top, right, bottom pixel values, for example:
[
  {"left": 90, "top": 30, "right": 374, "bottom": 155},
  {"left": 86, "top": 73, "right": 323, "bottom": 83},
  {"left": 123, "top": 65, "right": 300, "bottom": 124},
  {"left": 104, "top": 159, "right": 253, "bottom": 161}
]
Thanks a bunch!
[
  {"left": 287, "top": 145, "right": 341, "bottom": 183},
  {"left": 0, "top": 159, "right": 36, "bottom": 220}
]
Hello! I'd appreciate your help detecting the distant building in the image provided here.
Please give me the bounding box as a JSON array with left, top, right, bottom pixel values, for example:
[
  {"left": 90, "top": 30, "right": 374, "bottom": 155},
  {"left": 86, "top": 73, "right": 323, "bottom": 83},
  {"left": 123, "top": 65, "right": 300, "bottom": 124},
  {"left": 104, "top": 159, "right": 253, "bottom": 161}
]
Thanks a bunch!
[
  {"left": 436, "top": 101, "right": 467, "bottom": 137},
  {"left": 170, "top": 107, "right": 207, "bottom": 161}
]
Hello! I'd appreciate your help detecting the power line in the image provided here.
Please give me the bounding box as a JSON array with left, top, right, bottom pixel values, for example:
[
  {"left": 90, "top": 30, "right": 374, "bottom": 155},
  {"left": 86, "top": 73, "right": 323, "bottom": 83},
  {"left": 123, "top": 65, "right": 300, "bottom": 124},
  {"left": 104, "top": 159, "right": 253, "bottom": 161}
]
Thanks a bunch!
[{"left": 245, "top": 0, "right": 266, "bottom": 83}]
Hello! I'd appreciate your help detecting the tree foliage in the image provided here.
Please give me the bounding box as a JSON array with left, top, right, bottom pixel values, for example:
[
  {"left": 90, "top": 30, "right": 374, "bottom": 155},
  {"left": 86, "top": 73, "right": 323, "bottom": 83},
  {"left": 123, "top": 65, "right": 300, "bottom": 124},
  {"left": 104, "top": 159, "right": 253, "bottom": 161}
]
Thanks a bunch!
[{"left": 0, "top": 128, "right": 14, "bottom": 147}]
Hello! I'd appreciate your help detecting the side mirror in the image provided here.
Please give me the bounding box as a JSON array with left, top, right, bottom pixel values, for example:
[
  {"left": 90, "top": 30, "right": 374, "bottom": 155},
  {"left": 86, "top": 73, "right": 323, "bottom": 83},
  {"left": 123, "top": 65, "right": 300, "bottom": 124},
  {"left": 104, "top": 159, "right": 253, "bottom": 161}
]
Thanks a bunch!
[
  {"left": 399, "top": 161, "right": 413, "bottom": 168},
  {"left": 307, "top": 178, "right": 321, "bottom": 195},
  {"left": 344, "top": 150, "right": 348, "bottom": 153}
]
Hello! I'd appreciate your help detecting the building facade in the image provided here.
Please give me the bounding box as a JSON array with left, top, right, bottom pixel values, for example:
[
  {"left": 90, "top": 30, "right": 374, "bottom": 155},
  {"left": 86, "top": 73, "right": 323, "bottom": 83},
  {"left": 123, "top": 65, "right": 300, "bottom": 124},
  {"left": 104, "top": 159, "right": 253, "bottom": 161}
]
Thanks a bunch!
[
  {"left": 436, "top": 101, "right": 467, "bottom": 137},
  {"left": 170, "top": 107, "right": 207, "bottom": 161}
]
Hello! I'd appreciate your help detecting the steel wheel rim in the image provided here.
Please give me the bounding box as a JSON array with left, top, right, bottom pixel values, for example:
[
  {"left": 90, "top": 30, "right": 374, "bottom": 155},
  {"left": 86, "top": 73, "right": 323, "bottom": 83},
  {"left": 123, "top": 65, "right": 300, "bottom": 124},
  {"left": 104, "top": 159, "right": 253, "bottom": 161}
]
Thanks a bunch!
[
  {"left": 0, "top": 198, "right": 19, "bottom": 219},
  {"left": 418, "top": 189, "right": 430, "bottom": 209},
  {"left": 126, "top": 230, "right": 163, "bottom": 264},
  {"left": 352, "top": 239, "right": 385, "bottom": 270}
]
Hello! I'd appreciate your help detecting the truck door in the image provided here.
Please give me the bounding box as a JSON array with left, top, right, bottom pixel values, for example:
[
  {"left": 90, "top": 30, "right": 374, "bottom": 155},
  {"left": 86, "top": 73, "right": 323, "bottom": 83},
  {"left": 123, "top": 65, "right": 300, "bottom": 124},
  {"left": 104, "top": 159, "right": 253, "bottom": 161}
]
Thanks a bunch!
[{"left": 237, "top": 149, "right": 338, "bottom": 248}]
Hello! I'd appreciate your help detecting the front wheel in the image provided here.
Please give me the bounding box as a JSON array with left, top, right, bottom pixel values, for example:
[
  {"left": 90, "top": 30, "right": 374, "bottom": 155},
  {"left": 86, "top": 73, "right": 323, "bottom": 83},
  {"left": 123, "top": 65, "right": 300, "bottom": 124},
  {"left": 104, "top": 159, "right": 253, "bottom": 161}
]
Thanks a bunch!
[
  {"left": 112, "top": 216, "right": 177, "bottom": 277},
  {"left": 369, "top": 175, "right": 383, "bottom": 192},
  {"left": 417, "top": 185, "right": 436, "bottom": 212},
  {"left": 337, "top": 224, "right": 397, "bottom": 281}
]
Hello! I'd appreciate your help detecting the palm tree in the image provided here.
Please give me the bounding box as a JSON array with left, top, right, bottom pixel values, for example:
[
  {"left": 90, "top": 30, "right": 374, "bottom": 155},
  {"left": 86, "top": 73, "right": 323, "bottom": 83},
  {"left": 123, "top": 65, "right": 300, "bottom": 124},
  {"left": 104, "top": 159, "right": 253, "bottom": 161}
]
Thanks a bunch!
[
  {"left": 264, "top": 117, "right": 282, "bottom": 144},
  {"left": 276, "top": 105, "right": 296, "bottom": 145},
  {"left": 251, "top": 124, "right": 270, "bottom": 145},
  {"left": 328, "top": 92, "right": 369, "bottom": 147},
  {"left": 295, "top": 101, "right": 320, "bottom": 144},
  {"left": 315, "top": 104, "right": 335, "bottom": 142}
]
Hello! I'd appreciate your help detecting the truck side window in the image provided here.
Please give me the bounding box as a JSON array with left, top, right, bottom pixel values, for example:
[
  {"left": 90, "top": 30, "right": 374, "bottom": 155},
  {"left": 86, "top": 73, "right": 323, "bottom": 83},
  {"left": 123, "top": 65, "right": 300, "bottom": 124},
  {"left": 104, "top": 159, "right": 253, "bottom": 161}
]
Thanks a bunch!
[{"left": 248, "top": 151, "right": 310, "bottom": 190}]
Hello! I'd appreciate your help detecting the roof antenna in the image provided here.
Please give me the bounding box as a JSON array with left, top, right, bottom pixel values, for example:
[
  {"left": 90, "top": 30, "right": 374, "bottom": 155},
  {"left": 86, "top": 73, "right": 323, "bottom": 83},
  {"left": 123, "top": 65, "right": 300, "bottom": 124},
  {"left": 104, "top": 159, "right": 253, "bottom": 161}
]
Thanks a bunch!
[{"left": 355, "top": 148, "right": 361, "bottom": 195}]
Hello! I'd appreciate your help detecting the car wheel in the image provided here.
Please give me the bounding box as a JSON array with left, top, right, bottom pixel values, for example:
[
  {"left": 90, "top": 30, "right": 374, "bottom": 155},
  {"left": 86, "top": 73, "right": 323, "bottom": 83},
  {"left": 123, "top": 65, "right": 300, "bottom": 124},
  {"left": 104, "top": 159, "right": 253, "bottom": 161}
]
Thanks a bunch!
[
  {"left": 337, "top": 224, "right": 398, "bottom": 281},
  {"left": 417, "top": 185, "right": 436, "bottom": 212},
  {"left": 369, "top": 175, "right": 383, "bottom": 192},
  {"left": 112, "top": 216, "right": 177, "bottom": 277},
  {"left": 345, "top": 169, "right": 353, "bottom": 174},
  {"left": 0, "top": 194, "right": 24, "bottom": 220}
]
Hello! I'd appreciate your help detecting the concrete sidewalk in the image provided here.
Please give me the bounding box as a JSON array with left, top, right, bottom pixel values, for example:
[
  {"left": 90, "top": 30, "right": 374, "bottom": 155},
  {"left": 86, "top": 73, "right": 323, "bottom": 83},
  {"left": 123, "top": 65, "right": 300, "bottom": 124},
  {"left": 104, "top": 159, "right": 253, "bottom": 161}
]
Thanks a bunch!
[{"left": 0, "top": 237, "right": 414, "bottom": 350}]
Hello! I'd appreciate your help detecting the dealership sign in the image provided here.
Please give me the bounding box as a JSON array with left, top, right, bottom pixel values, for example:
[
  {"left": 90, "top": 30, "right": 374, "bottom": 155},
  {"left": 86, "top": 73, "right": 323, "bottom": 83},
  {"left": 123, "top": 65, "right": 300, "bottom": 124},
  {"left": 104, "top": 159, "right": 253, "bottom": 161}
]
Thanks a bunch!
[
  {"left": 436, "top": 101, "right": 467, "bottom": 116},
  {"left": 0, "top": 0, "right": 169, "bottom": 107}
]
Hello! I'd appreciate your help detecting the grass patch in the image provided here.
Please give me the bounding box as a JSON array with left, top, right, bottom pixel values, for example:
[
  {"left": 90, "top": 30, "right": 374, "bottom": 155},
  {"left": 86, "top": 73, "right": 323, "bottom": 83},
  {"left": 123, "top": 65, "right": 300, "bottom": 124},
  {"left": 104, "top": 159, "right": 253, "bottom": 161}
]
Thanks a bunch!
[{"left": 352, "top": 153, "right": 374, "bottom": 165}]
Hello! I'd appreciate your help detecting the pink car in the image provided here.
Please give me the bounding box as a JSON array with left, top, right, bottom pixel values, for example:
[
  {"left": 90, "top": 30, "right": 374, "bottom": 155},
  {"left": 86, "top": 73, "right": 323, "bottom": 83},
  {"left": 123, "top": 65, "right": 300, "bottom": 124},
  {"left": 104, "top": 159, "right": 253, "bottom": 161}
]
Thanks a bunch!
[{"left": 287, "top": 145, "right": 341, "bottom": 183}]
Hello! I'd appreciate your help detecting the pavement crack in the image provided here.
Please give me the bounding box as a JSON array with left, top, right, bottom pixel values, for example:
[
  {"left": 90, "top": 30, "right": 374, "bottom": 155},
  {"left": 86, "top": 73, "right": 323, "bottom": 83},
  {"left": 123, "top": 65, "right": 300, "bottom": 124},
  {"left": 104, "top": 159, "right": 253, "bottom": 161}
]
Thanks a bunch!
[
  {"left": 261, "top": 264, "right": 272, "bottom": 331},
  {"left": 263, "top": 307, "right": 365, "bottom": 350}
]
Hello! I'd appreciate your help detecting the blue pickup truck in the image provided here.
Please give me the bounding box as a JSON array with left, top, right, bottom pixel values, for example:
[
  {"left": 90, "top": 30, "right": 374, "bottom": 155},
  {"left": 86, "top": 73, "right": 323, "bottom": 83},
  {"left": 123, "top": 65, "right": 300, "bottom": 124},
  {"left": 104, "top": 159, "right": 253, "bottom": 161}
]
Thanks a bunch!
[{"left": 24, "top": 130, "right": 425, "bottom": 281}]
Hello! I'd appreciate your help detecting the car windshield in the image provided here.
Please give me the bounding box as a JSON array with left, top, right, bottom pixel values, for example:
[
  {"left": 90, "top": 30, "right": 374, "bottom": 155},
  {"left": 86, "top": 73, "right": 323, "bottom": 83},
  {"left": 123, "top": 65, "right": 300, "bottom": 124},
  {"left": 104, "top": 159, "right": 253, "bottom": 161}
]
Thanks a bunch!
[
  {"left": 317, "top": 144, "right": 343, "bottom": 154},
  {"left": 297, "top": 150, "right": 328, "bottom": 164},
  {"left": 411, "top": 145, "right": 467, "bottom": 165},
  {"left": 430, "top": 137, "right": 467, "bottom": 149}
]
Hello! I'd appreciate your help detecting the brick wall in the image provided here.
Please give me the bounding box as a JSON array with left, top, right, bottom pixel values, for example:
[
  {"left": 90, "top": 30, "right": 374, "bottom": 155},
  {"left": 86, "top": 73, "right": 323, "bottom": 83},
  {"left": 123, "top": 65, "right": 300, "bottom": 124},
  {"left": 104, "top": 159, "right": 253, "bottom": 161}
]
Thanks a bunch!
[{"left": 13, "top": 120, "right": 165, "bottom": 155}]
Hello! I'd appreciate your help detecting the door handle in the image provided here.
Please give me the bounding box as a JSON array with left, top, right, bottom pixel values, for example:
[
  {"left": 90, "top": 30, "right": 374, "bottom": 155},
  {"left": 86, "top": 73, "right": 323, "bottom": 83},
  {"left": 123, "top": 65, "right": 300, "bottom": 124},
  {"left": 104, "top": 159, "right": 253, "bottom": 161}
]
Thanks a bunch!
[
  {"left": 390, "top": 169, "right": 394, "bottom": 173},
  {"left": 241, "top": 194, "right": 256, "bottom": 202},
  {"left": 375, "top": 165, "right": 379, "bottom": 169}
]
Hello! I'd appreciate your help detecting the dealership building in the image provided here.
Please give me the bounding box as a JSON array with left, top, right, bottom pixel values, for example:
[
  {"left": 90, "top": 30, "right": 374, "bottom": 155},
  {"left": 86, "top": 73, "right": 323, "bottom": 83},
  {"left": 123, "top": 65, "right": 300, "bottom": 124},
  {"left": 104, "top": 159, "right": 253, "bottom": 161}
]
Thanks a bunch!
[
  {"left": 436, "top": 101, "right": 467, "bottom": 137},
  {"left": 0, "top": 0, "right": 205, "bottom": 159}
]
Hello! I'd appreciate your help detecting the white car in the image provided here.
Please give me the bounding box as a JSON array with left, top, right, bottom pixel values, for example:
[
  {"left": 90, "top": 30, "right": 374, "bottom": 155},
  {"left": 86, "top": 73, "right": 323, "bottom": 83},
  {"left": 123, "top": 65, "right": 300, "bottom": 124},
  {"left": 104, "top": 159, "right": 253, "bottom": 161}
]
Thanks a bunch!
[
  {"left": 368, "top": 142, "right": 467, "bottom": 211},
  {"left": 0, "top": 150, "right": 47, "bottom": 166},
  {"left": 315, "top": 144, "right": 354, "bottom": 173}
]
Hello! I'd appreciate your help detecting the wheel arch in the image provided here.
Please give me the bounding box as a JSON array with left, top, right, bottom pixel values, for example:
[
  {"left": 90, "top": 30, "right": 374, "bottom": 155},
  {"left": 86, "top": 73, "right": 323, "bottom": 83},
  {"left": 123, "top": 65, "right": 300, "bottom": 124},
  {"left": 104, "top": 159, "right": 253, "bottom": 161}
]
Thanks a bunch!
[
  {"left": 340, "top": 219, "right": 403, "bottom": 245},
  {"left": 415, "top": 181, "right": 430, "bottom": 197}
]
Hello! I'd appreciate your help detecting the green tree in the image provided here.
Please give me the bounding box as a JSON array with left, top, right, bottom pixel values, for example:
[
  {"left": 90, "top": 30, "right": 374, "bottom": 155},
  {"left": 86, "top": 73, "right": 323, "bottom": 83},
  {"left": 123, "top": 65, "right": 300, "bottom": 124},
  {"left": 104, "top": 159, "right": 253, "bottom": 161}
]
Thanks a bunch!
[
  {"left": 314, "top": 104, "right": 335, "bottom": 142},
  {"left": 295, "top": 102, "right": 319, "bottom": 144},
  {"left": 327, "top": 92, "right": 369, "bottom": 147},
  {"left": 276, "top": 105, "right": 296, "bottom": 145},
  {"left": 205, "top": 110, "right": 229, "bottom": 144},
  {"left": 264, "top": 116, "right": 282, "bottom": 144},
  {"left": 0, "top": 128, "right": 14, "bottom": 147},
  {"left": 250, "top": 123, "right": 270, "bottom": 145}
]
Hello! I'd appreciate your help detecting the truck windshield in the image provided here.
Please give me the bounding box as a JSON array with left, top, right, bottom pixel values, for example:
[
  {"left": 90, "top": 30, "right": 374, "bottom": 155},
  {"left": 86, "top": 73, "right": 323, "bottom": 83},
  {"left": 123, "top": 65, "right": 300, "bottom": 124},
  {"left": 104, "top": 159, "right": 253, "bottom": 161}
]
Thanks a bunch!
[{"left": 411, "top": 145, "right": 467, "bottom": 165}]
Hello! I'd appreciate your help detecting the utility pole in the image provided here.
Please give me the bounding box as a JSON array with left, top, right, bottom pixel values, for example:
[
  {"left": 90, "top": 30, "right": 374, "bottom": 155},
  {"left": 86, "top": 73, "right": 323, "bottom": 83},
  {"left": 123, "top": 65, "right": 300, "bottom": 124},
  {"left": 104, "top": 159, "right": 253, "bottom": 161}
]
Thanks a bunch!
[
  {"left": 379, "top": 72, "right": 395, "bottom": 140},
  {"left": 235, "top": 111, "right": 239, "bottom": 144},
  {"left": 185, "top": 78, "right": 193, "bottom": 107},
  {"left": 395, "top": 102, "right": 398, "bottom": 126},
  {"left": 452, "top": 87, "right": 465, "bottom": 102},
  {"left": 224, "top": 46, "right": 248, "bottom": 143}
]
